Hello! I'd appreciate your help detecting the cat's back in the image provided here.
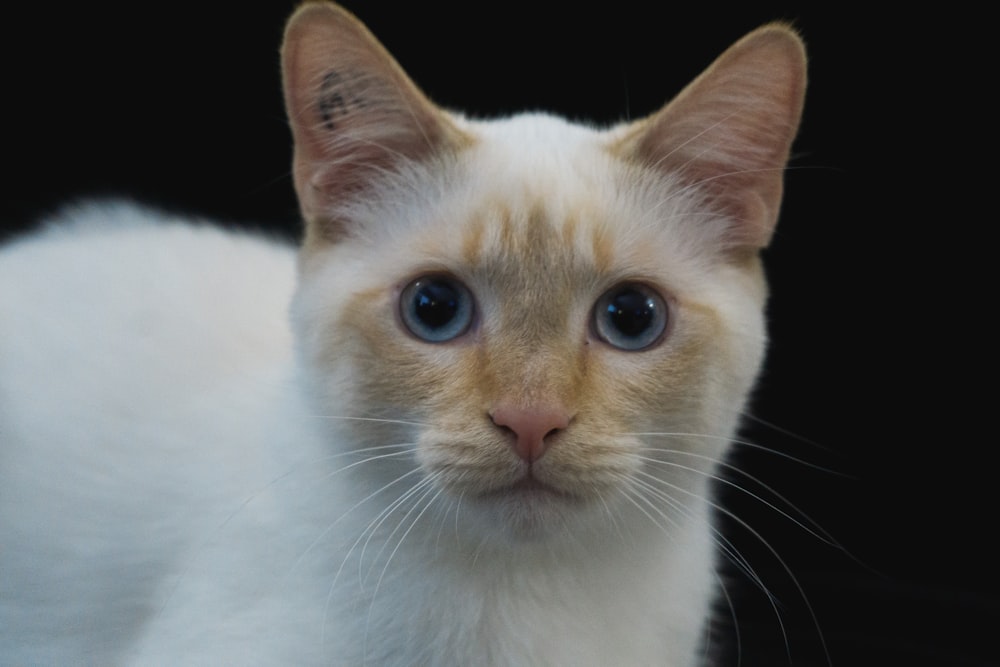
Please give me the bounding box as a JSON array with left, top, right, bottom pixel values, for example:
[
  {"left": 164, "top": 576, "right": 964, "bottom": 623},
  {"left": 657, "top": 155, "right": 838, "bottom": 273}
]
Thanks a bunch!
[
  {"left": 1, "top": 200, "right": 296, "bottom": 354},
  {"left": 1, "top": 200, "right": 296, "bottom": 394},
  {"left": 0, "top": 202, "right": 302, "bottom": 663},
  {"left": 0, "top": 201, "right": 298, "bottom": 448}
]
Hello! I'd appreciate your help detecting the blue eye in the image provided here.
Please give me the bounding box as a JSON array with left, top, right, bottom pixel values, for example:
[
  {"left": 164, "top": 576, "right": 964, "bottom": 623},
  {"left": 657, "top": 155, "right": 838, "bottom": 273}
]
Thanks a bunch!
[
  {"left": 400, "top": 276, "right": 474, "bottom": 342},
  {"left": 593, "top": 283, "right": 668, "bottom": 351}
]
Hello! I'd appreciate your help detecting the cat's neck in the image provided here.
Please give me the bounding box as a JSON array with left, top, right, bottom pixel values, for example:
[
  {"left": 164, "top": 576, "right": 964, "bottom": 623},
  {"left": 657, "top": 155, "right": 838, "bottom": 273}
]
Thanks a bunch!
[{"left": 318, "top": 480, "right": 717, "bottom": 665}]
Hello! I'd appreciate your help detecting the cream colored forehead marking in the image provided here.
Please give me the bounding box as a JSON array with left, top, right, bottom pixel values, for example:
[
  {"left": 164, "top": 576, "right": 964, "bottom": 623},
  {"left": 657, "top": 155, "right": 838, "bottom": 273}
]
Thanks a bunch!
[
  {"left": 585, "top": 216, "right": 615, "bottom": 276},
  {"left": 451, "top": 200, "right": 617, "bottom": 344},
  {"left": 458, "top": 199, "right": 613, "bottom": 277}
]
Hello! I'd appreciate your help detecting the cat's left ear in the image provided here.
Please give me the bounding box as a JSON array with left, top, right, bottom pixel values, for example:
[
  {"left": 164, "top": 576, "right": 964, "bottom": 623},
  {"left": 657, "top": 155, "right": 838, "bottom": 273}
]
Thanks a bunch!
[
  {"left": 282, "top": 2, "right": 469, "bottom": 243},
  {"left": 614, "top": 24, "right": 806, "bottom": 250}
]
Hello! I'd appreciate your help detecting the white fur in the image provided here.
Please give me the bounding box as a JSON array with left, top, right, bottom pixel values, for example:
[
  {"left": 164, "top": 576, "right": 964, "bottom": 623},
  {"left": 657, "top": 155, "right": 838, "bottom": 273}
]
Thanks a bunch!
[{"left": 0, "top": 115, "right": 766, "bottom": 665}]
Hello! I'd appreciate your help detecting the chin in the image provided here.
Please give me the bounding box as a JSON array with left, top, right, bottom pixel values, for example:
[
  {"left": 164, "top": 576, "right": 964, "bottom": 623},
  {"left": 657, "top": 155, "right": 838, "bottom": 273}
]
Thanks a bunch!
[{"left": 464, "top": 480, "right": 595, "bottom": 544}]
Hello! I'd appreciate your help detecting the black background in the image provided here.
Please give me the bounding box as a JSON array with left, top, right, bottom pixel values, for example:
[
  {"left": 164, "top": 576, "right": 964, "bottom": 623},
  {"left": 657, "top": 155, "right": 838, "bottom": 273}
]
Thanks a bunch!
[{"left": 2, "top": 3, "right": 993, "bottom": 666}]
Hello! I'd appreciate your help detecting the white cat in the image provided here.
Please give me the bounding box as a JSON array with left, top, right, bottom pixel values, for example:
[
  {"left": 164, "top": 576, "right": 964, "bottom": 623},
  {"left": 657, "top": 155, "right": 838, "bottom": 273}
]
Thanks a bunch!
[{"left": 0, "top": 3, "right": 806, "bottom": 665}]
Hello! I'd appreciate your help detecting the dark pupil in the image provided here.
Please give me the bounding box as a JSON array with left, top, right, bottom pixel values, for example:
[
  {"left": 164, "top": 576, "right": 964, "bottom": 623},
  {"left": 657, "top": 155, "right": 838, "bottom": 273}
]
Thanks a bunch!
[
  {"left": 414, "top": 281, "right": 460, "bottom": 329},
  {"left": 606, "top": 290, "right": 656, "bottom": 337}
]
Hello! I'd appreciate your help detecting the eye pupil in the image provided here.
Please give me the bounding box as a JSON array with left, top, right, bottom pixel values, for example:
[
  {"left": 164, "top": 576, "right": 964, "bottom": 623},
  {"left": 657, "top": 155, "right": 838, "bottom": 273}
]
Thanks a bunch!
[
  {"left": 414, "top": 282, "right": 460, "bottom": 329},
  {"left": 606, "top": 291, "right": 657, "bottom": 338}
]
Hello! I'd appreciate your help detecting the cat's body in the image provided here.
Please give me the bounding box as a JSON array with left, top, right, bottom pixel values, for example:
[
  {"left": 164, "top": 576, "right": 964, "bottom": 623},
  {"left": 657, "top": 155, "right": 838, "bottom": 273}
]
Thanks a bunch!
[{"left": 0, "top": 4, "right": 806, "bottom": 665}]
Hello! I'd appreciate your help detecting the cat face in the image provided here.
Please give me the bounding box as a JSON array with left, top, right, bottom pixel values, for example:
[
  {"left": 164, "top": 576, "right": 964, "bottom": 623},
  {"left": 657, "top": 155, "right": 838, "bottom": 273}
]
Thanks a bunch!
[
  {"left": 282, "top": 4, "right": 804, "bottom": 542},
  {"left": 291, "top": 115, "right": 769, "bottom": 541}
]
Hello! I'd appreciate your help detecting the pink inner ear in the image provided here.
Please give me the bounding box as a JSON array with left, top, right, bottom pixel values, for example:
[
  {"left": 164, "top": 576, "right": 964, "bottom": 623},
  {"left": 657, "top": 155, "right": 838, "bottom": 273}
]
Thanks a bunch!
[
  {"left": 282, "top": 3, "right": 471, "bottom": 241},
  {"left": 614, "top": 25, "right": 806, "bottom": 251}
]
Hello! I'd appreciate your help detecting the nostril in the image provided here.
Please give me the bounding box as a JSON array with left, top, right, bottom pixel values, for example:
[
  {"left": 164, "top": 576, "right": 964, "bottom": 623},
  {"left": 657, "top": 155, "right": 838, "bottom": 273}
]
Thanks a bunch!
[{"left": 491, "top": 417, "right": 515, "bottom": 436}]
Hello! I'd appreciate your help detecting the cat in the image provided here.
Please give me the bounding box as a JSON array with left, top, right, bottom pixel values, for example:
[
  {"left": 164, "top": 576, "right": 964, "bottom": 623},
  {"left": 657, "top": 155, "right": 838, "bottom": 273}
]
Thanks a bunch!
[{"left": 0, "top": 2, "right": 806, "bottom": 665}]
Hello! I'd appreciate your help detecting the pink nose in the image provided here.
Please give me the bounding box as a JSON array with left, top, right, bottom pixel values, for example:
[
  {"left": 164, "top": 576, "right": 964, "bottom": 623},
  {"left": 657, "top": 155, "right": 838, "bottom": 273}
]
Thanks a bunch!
[{"left": 490, "top": 405, "right": 570, "bottom": 463}]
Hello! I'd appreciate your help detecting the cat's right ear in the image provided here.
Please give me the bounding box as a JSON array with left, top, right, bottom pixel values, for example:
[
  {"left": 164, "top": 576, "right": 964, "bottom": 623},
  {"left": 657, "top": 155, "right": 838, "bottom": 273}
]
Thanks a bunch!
[
  {"left": 613, "top": 24, "right": 806, "bottom": 252},
  {"left": 282, "top": 2, "right": 469, "bottom": 244}
]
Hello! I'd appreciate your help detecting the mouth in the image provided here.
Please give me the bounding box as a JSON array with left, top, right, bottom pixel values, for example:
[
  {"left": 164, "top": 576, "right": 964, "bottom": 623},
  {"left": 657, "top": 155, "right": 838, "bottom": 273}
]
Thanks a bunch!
[
  {"left": 455, "top": 470, "right": 591, "bottom": 541},
  {"left": 482, "top": 471, "right": 575, "bottom": 502}
]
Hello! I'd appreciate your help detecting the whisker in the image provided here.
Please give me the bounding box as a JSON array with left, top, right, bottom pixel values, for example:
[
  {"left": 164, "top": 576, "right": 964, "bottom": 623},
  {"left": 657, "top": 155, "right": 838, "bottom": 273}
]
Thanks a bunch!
[
  {"left": 372, "top": 483, "right": 444, "bottom": 602},
  {"left": 616, "top": 471, "right": 782, "bottom": 638},
  {"left": 363, "top": 480, "right": 445, "bottom": 662},
  {"left": 284, "top": 447, "right": 422, "bottom": 575},
  {"left": 632, "top": 468, "right": 831, "bottom": 667},
  {"left": 359, "top": 474, "right": 440, "bottom": 586},
  {"left": 629, "top": 430, "right": 845, "bottom": 476},
  {"left": 638, "top": 432, "right": 877, "bottom": 580},
  {"left": 634, "top": 449, "right": 842, "bottom": 549},
  {"left": 304, "top": 465, "right": 423, "bottom": 582},
  {"left": 320, "top": 467, "right": 426, "bottom": 654},
  {"left": 155, "top": 443, "right": 414, "bottom": 619},
  {"left": 611, "top": 472, "right": 686, "bottom": 538},
  {"left": 712, "top": 569, "right": 742, "bottom": 667},
  {"left": 322, "top": 447, "right": 418, "bottom": 479},
  {"left": 310, "top": 414, "right": 428, "bottom": 428},
  {"left": 614, "top": 483, "right": 677, "bottom": 537},
  {"left": 597, "top": 490, "right": 629, "bottom": 544},
  {"left": 628, "top": 471, "right": 771, "bottom": 602},
  {"left": 627, "top": 470, "right": 790, "bottom": 663},
  {"left": 738, "top": 411, "right": 840, "bottom": 455}
]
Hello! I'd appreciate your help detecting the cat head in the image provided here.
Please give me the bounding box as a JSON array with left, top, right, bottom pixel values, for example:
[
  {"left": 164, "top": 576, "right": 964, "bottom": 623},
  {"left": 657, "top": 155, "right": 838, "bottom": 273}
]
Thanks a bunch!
[{"left": 282, "top": 2, "right": 805, "bottom": 542}]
